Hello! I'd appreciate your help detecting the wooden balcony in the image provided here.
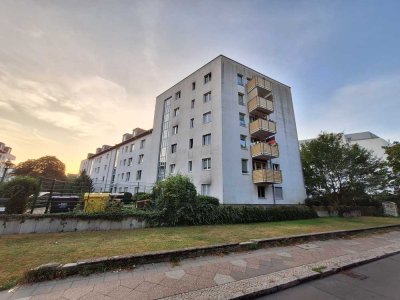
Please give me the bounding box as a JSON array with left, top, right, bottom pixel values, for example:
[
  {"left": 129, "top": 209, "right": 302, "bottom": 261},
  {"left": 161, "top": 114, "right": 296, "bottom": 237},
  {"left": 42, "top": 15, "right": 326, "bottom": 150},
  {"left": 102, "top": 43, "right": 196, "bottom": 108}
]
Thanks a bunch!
[
  {"left": 249, "top": 119, "right": 276, "bottom": 139},
  {"left": 251, "top": 143, "right": 279, "bottom": 160},
  {"left": 246, "top": 76, "right": 272, "bottom": 99},
  {"left": 252, "top": 169, "right": 282, "bottom": 184},
  {"left": 248, "top": 96, "right": 274, "bottom": 116}
]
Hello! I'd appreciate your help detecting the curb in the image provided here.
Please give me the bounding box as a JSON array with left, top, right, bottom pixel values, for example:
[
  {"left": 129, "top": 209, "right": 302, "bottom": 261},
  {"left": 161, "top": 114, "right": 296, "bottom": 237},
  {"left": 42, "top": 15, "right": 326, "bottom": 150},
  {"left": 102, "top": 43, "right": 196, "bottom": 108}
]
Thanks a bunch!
[
  {"left": 22, "top": 223, "right": 400, "bottom": 284},
  {"left": 163, "top": 242, "right": 400, "bottom": 299}
]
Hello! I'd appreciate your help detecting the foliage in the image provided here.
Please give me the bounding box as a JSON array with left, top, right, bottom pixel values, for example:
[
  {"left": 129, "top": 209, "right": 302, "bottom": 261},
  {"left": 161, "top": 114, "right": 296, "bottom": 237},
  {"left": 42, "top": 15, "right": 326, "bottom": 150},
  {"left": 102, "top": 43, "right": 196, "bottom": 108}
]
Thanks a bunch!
[
  {"left": 0, "top": 176, "right": 39, "bottom": 214},
  {"left": 153, "top": 175, "right": 197, "bottom": 225},
  {"left": 301, "top": 133, "right": 388, "bottom": 205},
  {"left": 134, "top": 192, "right": 153, "bottom": 201},
  {"left": 197, "top": 195, "right": 220, "bottom": 206},
  {"left": 66, "top": 171, "right": 94, "bottom": 194},
  {"left": 384, "top": 142, "right": 400, "bottom": 194},
  {"left": 12, "top": 156, "right": 66, "bottom": 180},
  {"left": 122, "top": 192, "right": 133, "bottom": 204}
]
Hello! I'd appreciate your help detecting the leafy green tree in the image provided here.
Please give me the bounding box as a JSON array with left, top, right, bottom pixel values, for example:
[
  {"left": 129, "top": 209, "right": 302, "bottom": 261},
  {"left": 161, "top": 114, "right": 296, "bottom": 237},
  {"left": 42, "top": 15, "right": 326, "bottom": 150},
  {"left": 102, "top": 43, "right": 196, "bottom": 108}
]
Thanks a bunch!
[
  {"left": 12, "top": 156, "right": 66, "bottom": 180},
  {"left": 68, "top": 171, "right": 94, "bottom": 194},
  {"left": 301, "top": 133, "right": 388, "bottom": 205},
  {"left": 0, "top": 176, "right": 39, "bottom": 214},
  {"left": 153, "top": 174, "right": 197, "bottom": 225},
  {"left": 385, "top": 142, "right": 400, "bottom": 194}
]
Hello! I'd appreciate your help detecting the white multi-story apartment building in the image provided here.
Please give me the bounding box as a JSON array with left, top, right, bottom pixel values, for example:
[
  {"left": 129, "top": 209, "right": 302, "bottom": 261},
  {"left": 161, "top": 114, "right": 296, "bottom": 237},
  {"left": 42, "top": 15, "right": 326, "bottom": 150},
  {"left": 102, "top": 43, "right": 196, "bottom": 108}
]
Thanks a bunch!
[
  {"left": 0, "top": 142, "right": 16, "bottom": 182},
  {"left": 81, "top": 55, "right": 307, "bottom": 204}
]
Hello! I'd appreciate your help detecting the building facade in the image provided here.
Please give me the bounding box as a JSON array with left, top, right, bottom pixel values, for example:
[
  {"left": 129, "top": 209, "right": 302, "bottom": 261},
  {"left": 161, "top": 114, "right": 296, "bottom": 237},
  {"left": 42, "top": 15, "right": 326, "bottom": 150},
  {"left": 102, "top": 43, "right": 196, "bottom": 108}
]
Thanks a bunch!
[
  {"left": 80, "top": 55, "right": 307, "bottom": 204},
  {"left": 0, "top": 142, "right": 16, "bottom": 182}
]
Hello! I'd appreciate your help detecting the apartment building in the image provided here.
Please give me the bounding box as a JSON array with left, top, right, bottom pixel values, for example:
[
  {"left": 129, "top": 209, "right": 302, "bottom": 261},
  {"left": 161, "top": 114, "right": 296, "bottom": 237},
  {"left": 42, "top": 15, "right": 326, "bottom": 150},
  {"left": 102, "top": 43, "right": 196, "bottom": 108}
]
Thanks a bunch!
[
  {"left": 81, "top": 55, "right": 307, "bottom": 205},
  {"left": 0, "top": 142, "right": 16, "bottom": 182}
]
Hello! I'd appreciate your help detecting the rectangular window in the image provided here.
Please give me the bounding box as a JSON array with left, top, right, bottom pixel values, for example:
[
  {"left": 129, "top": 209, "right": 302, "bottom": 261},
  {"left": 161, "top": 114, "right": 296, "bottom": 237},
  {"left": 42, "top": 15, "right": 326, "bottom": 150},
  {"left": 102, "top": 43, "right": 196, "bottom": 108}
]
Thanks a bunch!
[
  {"left": 258, "top": 186, "right": 266, "bottom": 198},
  {"left": 138, "top": 154, "right": 144, "bottom": 164},
  {"left": 202, "top": 158, "right": 211, "bottom": 170},
  {"left": 192, "top": 82, "right": 196, "bottom": 90},
  {"left": 188, "top": 161, "right": 193, "bottom": 172},
  {"left": 189, "top": 139, "right": 193, "bottom": 149},
  {"left": 128, "top": 158, "right": 133, "bottom": 166},
  {"left": 126, "top": 172, "right": 130, "bottom": 181},
  {"left": 172, "top": 125, "right": 178, "bottom": 135},
  {"left": 121, "top": 173, "right": 125, "bottom": 180},
  {"left": 238, "top": 93, "right": 244, "bottom": 106},
  {"left": 174, "top": 107, "right": 180, "bottom": 117},
  {"left": 202, "top": 133, "right": 211, "bottom": 146},
  {"left": 201, "top": 184, "right": 211, "bottom": 195},
  {"left": 136, "top": 170, "right": 142, "bottom": 180},
  {"left": 134, "top": 186, "right": 139, "bottom": 194},
  {"left": 203, "top": 111, "right": 212, "bottom": 124},
  {"left": 170, "top": 164, "right": 176, "bottom": 174},
  {"left": 102, "top": 176, "right": 105, "bottom": 182},
  {"left": 191, "top": 99, "right": 195, "bottom": 109},
  {"left": 239, "top": 113, "right": 246, "bottom": 127},
  {"left": 175, "top": 91, "right": 181, "bottom": 100},
  {"left": 124, "top": 187, "right": 128, "bottom": 192},
  {"left": 125, "top": 145, "right": 128, "bottom": 152},
  {"left": 240, "top": 135, "right": 247, "bottom": 149},
  {"left": 204, "top": 72, "right": 212, "bottom": 83},
  {"left": 203, "top": 92, "right": 212, "bottom": 103},
  {"left": 241, "top": 159, "right": 248, "bottom": 174},
  {"left": 123, "top": 159, "right": 126, "bottom": 166},
  {"left": 171, "top": 143, "right": 177, "bottom": 153},
  {"left": 275, "top": 187, "right": 283, "bottom": 200},
  {"left": 130, "top": 144, "right": 134, "bottom": 152},
  {"left": 140, "top": 139, "right": 145, "bottom": 149},
  {"left": 237, "top": 74, "right": 243, "bottom": 85},
  {"left": 190, "top": 118, "right": 194, "bottom": 128}
]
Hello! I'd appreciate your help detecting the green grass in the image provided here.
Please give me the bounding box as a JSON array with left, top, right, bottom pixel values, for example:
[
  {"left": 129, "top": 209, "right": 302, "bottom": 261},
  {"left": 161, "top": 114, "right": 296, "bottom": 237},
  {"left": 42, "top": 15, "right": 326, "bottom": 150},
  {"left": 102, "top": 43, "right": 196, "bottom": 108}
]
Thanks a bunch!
[{"left": 0, "top": 216, "right": 399, "bottom": 289}]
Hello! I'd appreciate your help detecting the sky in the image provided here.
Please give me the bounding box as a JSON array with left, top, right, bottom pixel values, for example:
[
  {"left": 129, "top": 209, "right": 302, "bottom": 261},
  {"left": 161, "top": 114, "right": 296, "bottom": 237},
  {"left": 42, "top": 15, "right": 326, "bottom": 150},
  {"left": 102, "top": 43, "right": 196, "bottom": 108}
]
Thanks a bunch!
[{"left": 0, "top": 0, "right": 399, "bottom": 174}]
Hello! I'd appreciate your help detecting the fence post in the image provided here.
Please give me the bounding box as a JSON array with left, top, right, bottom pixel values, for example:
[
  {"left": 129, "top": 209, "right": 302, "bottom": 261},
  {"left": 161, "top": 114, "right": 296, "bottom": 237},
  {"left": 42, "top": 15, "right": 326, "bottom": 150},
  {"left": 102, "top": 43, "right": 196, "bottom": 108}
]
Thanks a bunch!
[
  {"left": 30, "top": 178, "right": 42, "bottom": 214},
  {"left": 44, "top": 179, "right": 56, "bottom": 214}
]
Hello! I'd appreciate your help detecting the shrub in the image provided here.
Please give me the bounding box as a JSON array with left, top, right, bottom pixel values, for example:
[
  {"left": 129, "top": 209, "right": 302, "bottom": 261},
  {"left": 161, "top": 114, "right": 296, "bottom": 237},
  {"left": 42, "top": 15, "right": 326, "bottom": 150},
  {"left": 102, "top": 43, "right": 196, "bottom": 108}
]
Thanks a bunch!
[
  {"left": 122, "top": 192, "right": 133, "bottom": 204},
  {"left": 153, "top": 175, "right": 197, "bottom": 225},
  {"left": 134, "top": 192, "right": 153, "bottom": 201},
  {"left": 0, "top": 176, "right": 39, "bottom": 214},
  {"left": 197, "top": 195, "right": 220, "bottom": 206}
]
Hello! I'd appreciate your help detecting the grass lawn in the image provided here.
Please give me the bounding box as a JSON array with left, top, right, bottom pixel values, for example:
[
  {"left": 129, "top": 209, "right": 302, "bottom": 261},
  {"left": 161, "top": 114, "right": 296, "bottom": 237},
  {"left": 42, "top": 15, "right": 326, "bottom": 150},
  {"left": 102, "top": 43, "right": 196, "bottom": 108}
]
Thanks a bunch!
[{"left": 1, "top": 216, "right": 400, "bottom": 289}]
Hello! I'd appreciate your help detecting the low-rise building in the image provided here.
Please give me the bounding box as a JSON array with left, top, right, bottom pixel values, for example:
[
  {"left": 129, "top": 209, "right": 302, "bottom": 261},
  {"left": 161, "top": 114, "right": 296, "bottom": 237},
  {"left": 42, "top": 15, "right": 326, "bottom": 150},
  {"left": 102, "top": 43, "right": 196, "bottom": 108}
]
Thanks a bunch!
[{"left": 0, "top": 142, "right": 16, "bottom": 182}]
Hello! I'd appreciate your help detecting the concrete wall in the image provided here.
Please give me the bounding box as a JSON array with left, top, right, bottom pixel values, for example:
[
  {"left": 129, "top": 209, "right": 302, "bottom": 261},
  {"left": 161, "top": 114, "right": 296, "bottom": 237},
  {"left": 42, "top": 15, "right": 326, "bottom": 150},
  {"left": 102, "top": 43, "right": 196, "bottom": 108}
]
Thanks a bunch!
[
  {"left": 0, "top": 216, "right": 146, "bottom": 235},
  {"left": 349, "top": 137, "right": 390, "bottom": 160}
]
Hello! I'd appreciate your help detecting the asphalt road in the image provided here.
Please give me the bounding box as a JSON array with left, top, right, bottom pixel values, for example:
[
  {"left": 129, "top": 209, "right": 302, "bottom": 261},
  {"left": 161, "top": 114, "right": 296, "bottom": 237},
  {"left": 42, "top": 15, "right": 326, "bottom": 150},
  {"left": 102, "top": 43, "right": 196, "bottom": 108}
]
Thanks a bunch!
[{"left": 258, "top": 253, "right": 400, "bottom": 300}]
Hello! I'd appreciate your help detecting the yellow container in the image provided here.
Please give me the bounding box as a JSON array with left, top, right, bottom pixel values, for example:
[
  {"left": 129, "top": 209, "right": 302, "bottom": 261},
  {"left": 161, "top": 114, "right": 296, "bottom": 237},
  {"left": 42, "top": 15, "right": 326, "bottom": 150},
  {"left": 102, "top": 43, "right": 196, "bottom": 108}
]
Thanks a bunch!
[{"left": 83, "top": 193, "right": 110, "bottom": 213}]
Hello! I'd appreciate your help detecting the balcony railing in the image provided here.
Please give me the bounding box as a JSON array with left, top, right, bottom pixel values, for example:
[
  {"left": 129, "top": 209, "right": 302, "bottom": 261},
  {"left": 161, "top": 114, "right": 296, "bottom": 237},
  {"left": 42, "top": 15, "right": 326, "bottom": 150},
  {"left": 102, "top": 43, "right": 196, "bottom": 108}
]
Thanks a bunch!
[
  {"left": 251, "top": 143, "right": 279, "bottom": 160},
  {"left": 249, "top": 119, "right": 276, "bottom": 139},
  {"left": 248, "top": 96, "right": 274, "bottom": 116},
  {"left": 252, "top": 169, "right": 282, "bottom": 184},
  {"left": 246, "top": 76, "right": 272, "bottom": 94}
]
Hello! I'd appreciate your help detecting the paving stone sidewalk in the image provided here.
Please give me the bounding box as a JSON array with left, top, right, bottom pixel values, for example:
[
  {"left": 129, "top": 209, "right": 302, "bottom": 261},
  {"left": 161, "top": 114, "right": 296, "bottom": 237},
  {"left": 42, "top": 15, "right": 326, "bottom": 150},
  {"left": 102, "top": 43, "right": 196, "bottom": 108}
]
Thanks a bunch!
[{"left": 2, "top": 230, "right": 400, "bottom": 300}]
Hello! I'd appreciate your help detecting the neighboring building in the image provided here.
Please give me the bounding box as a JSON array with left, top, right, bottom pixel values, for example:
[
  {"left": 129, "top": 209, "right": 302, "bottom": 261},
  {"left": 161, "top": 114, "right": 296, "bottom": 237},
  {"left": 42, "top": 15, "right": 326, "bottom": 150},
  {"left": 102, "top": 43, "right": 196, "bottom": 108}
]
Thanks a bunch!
[
  {"left": 299, "top": 131, "right": 390, "bottom": 160},
  {"left": 0, "top": 142, "right": 16, "bottom": 182},
  {"left": 80, "top": 55, "right": 306, "bottom": 205}
]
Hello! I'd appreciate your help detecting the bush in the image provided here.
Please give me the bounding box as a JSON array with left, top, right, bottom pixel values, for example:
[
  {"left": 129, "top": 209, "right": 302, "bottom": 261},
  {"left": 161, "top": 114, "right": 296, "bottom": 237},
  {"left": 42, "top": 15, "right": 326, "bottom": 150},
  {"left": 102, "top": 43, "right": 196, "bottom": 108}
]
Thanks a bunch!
[
  {"left": 0, "top": 176, "right": 39, "bottom": 214},
  {"left": 134, "top": 192, "right": 153, "bottom": 201},
  {"left": 197, "top": 195, "right": 220, "bottom": 206},
  {"left": 153, "top": 175, "right": 197, "bottom": 225},
  {"left": 122, "top": 192, "right": 133, "bottom": 204}
]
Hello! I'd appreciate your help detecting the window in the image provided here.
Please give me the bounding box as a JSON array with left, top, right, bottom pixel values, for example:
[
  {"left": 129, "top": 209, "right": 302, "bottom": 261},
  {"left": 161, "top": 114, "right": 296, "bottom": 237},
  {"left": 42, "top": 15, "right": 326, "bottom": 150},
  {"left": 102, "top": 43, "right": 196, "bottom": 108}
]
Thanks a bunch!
[
  {"left": 258, "top": 186, "right": 266, "bottom": 198},
  {"left": 190, "top": 118, "right": 194, "bottom": 128},
  {"left": 191, "top": 99, "right": 195, "bottom": 109},
  {"left": 174, "top": 107, "right": 180, "bottom": 117},
  {"left": 170, "top": 164, "right": 176, "bottom": 174},
  {"left": 171, "top": 143, "right": 177, "bottom": 153},
  {"left": 136, "top": 170, "right": 142, "bottom": 180},
  {"left": 118, "top": 187, "right": 122, "bottom": 193},
  {"left": 241, "top": 159, "right": 248, "bottom": 174},
  {"left": 138, "top": 154, "right": 144, "bottom": 164},
  {"left": 203, "top": 92, "right": 211, "bottom": 103},
  {"left": 238, "top": 93, "right": 244, "bottom": 106},
  {"left": 126, "top": 172, "right": 130, "bottom": 182},
  {"left": 201, "top": 184, "right": 211, "bottom": 195},
  {"left": 125, "top": 145, "right": 128, "bottom": 152},
  {"left": 130, "top": 144, "right": 134, "bottom": 152},
  {"left": 172, "top": 125, "right": 178, "bottom": 135},
  {"left": 134, "top": 186, "right": 139, "bottom": 194},
  {"left": 189, "top": 138, "right": 193, "bottom": 149},
  {"left": 140, "top": 139, "right": 145, "bottom": 149},
  {"left": 128, "top": 158, "right": 133, "bottom": 166},
  {"left": 240, "top": 135, "right": 247, "bottom": 149},
  {"left": 275, "top": 187, "right": 283, "bottom": 200},
  {"left": 188, "top": 161, "right": 193, "bottom": 172},
  {"left": 239, "top": 113, "right": 246, "bottom": 127},
  {"left": 102, "top": 176, "right": 105, "bottom": 182},
  {"left": 237, "top": 74, "right": 243, "bottom": 85},
  {"left": 203, "top": 111, "right": 212, "bottom": 124},
  {"left": 175, "top": 91, "right": 181, "bottom": 100},
  {"left": 123, "top": 159, "right": 126, "bottom": 166},
  {"left": 204, "top": 72, "right": 212, "bottom": 83},
  {"left": 121, "top": 173, "right": 125, "bottom": 180},
  {"left": 202, "top": 133, "right": 211, "bottom": 146},
  {"left": 192, "top": 82, "right": 196, "bottom": 90},
  {"left": 202, "top": 158, "right": 211, "bottom": 170},
  {"left": 124, "top": 187, "right": 128, "bottom": 192}
]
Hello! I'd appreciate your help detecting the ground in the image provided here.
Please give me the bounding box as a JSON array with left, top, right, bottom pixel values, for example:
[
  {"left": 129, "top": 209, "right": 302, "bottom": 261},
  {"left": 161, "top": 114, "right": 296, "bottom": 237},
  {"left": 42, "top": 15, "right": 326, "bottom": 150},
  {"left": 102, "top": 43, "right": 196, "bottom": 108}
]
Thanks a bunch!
[{"left": 0, "top": 216, "right": 399, "bottom": 290}]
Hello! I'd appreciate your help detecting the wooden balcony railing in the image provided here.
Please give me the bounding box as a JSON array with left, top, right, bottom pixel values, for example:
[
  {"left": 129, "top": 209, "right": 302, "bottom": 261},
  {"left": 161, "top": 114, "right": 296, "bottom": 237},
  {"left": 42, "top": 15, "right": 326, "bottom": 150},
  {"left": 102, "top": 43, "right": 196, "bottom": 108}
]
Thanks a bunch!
[
  {"left": 248, "top": 96, "right": 274, "bottom": 116},
  {"left": 249, "top": 119, "right": 276, "bottom": 139},
  {"left": 246, "top": 76, "right": 272, "bottom": 94},
  {"left": 252, "top": 169, "right": 282, "bottom": 184},
  {"left": 250, "top": 143, "right": 279, "bottom": 160}
]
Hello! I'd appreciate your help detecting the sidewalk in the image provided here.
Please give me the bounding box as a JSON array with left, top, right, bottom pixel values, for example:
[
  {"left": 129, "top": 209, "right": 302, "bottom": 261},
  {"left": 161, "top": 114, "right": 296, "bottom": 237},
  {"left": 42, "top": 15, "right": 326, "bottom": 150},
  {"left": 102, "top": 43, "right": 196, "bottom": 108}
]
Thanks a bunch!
[{"left": 2, "top": 230, "right": 400, "bottom": 300}]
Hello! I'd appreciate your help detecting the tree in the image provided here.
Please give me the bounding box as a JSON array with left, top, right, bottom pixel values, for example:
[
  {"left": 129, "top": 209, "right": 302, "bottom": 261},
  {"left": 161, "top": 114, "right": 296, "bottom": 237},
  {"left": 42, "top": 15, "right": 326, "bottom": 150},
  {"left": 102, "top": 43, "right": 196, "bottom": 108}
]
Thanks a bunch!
[
  {"left": 68, "top": 170, "right": 94, "bottom": 194},
  {"left": 301, "top": 133, "right": 388, "bottom": 205},
  {"left": 385, "top": 142, "right": 400, "bottom": 194},
  {"left": 12, "top": 156, "right": 66, "bottom": 180}
]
